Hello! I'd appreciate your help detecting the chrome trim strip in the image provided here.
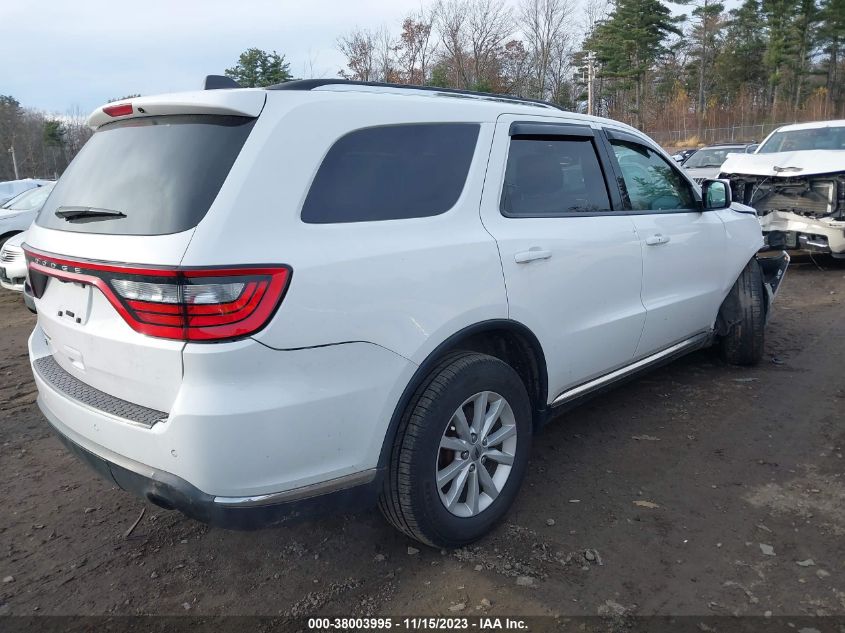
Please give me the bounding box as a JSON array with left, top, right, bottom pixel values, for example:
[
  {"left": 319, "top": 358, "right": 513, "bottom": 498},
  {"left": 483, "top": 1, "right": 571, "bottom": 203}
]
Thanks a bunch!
[
  {"left": 551, "top": 332, "right": 711, "bottom": 407},
  {"left": 213, "top": 469, "right": 378, "bottom": 507}
]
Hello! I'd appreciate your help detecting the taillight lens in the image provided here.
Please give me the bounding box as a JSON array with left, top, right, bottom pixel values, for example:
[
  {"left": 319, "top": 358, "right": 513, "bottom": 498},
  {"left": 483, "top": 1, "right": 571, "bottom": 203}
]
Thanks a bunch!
[{"left": 24, "top": 249, "right": 291, "bottom": 342}]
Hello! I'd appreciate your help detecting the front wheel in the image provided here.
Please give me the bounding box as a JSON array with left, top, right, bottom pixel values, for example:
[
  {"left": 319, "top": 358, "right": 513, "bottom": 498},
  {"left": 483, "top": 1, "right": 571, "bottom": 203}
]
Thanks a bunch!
[
  {"left": 719, "top": 259, "right": 765, "bottom": 365},
  {"left": 379, "top": 352, "right": 532, "bottom": 548}
]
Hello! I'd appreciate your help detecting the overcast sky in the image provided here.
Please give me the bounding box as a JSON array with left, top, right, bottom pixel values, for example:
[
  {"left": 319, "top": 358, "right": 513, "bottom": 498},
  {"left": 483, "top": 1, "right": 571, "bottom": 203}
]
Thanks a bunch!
[{"left": 0, "top": 0, "right": 432, "bottom": 115}]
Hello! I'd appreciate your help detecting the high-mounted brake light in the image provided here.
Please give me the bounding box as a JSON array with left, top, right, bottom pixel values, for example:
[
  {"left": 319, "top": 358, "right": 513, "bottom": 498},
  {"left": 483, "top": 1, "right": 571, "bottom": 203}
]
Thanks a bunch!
[
  {"left": 103, "top": 103, "right": 133, "bottom": 117},
  {"left": 24, "top": 249, "right": 291, "bottom": 342}
]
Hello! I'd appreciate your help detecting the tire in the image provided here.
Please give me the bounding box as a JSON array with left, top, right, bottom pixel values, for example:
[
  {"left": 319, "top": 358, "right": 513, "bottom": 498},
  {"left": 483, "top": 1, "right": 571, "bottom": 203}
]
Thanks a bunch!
[
  {"left": 719, "top": 259, "right": 765, "bottom": 365},
  {"left": 379, "top": 351, "right": 532, "bottom": 548}
]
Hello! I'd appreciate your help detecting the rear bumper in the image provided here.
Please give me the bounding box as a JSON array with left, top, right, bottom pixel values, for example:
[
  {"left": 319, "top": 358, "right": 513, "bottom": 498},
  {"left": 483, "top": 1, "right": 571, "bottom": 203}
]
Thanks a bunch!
[
  {"left": 41, "top": 398, "right": 380, "bottom": 529},
  {"left": 28, "top": 323, "right": 415, "bottom": 523}
]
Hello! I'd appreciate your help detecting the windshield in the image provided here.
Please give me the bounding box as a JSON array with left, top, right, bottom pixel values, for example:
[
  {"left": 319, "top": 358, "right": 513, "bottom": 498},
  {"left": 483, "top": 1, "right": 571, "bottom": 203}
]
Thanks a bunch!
[
  {"left": 684, "top": 148, "right": 740, "bottom": 169},
  {"left": 37, "top": 114, "right": 256, "bottom": 236},
  {"left": 2, "top": 183, "right": 54, "bottom": 211},
  {"left": 758, "top": 126, "right": 845, "bottom": 153}
]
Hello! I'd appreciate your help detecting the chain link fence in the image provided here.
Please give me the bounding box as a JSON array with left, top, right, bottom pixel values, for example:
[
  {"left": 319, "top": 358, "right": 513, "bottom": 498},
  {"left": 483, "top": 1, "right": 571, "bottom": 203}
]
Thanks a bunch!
[{"left": 648, "top": 121, "right": 798, "bottom": 147}]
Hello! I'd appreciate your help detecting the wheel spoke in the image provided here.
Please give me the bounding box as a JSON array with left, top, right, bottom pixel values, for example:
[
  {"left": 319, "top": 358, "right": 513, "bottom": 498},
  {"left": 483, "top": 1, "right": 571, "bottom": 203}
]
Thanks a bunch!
[
  {"left": 485, "top": 449, "right": 514, "bottom": 466},
  {"left": 445, "top": 466, "right": 470, "bottom": 510},
  {"left": 451, "top": 408, "right": 472, "bottom": 441},
  {"left": 440, "top": 436, "right": 468, "bottom": 452},
  {"left": 437, "top": 458, "right": 465, "bottom": 487},
  {"left": 466, "top": 468, "right": 480, "bottom": 514},
  {"left": 470, "top": 391, "right": 489, "bottom": 433},
  {"left": 478, "top": 464, "right": 498, "bottom": 498},
  {"left": 485, "top": 423, "right": 516, "bottom": 448},
  {"left": 480, "top": 396, "right": 504, "bottom": 440}
]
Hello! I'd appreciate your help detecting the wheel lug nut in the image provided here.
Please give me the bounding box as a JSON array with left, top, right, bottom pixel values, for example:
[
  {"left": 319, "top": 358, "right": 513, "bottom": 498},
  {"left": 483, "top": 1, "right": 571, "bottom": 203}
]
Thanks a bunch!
[
  {"left": 469, "top": 464, "right": 476, "bottom": 471},
  {"left": 461, "top": 451, "right": 469, "bottom": 460},
  {"left": 470, "top": 433, "right": 477, "bottom": 443},
  {"left": 481, "top": 456, "right": 487, "bottom": 464},
  {"left": 481, "top": 438, "right": 488, "bottom": 447}
]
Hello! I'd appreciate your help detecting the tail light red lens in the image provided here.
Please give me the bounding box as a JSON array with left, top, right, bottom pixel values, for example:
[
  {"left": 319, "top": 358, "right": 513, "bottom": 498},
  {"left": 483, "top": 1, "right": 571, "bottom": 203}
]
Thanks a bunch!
[
  {"left": 103, "top": 103, "right": 133, "bottom": 117},
  {"left": 24, "top": 249, "right": 291, "bottom": 342}
]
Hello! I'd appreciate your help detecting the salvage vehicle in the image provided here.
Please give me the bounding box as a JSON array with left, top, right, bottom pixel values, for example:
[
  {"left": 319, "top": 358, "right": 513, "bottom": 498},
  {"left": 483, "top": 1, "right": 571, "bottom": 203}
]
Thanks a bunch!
[
  {"left": 720, "top": 120, "right": 845, "bottom": 258},
  {"left": 24, "top": 79, "right": 789, "bottom": 547},
  {"left": 0, "top": 178, "right": 52, "bottom": 206},
  {"left": 1, "top": 231, "right": 28, "bottom": 292},
  {"left": 670, "top": 148, "right": 696, "bottom": 164},
  {"left": 0, "top": 182, "right": 55, "bottom": 249},
  {"left": 683, "top": 143, "right": 757, "bottom": 183}
]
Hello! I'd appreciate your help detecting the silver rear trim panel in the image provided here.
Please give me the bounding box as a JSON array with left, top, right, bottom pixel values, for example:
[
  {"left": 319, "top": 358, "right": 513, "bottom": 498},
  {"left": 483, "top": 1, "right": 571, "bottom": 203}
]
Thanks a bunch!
[{"left": 212, "top": 469, "right": 378, "bottom": 507}]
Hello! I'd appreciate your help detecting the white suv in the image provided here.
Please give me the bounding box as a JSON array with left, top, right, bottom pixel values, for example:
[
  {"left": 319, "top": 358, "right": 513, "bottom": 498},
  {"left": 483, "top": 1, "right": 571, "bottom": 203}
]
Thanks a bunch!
[{"left": 24, "top": 79, "right": 789, "bottom": 547}]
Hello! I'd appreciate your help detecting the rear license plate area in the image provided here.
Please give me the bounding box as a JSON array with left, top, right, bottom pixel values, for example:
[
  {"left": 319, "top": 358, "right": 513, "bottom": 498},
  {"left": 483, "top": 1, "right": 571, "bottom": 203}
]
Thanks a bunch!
[{"left": 47, "top": 279, "right": 93, "bottom": 325}]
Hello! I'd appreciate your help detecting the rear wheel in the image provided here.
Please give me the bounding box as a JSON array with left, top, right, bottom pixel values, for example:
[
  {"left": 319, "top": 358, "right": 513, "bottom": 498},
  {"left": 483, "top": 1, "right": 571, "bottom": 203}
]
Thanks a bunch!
[
  {"left": 719, "top": 259, "right": 765, "bottom": 365},
  {"left": 379, "top": 352, "right": 532, "bottom": 547}
]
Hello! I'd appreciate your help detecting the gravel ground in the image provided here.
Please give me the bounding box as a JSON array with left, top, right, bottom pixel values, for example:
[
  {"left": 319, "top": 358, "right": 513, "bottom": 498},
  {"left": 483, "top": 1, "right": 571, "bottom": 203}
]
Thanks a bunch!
[{"left": 1, "top": 254, "right": 843, "bottom": 619}]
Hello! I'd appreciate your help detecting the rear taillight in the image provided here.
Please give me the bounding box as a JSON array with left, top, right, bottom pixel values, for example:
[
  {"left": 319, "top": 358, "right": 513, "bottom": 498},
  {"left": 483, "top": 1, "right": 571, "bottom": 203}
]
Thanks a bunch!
[{"left": 24, "top": 249, "right": 291, "bottom": 342}]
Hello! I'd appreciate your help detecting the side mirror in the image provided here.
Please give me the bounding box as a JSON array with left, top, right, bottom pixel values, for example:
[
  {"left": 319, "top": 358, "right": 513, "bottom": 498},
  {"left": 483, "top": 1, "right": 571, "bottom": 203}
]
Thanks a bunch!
[{"left": 701, "top": 179, "right": 731, "bottom": 210}]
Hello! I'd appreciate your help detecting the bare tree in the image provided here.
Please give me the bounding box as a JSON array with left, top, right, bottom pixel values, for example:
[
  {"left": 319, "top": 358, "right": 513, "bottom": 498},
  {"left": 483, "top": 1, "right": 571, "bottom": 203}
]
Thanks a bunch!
[
  {"left": 434, "top": 0, "right": 472, "bottom": 88},
  {"left": 500, "top": 39, "right": 531, "bottom": 96},
  {"left": 580, "top": 0, "right": 610, "bottom": 39},
  {"left": 397, "top": 8, "right": 438, "bottom": 84},
  {"left": 465, "top": 0, "right": 513, "bottom": 90},
  {"left": 519, "top": 0, "right": 574, "bottom": 100},
  {"left": 374, "top": 26, "right": 399, "bottom": 82},
  {"left": 337, "top": 28, "right": 377, "bottom": 81}
]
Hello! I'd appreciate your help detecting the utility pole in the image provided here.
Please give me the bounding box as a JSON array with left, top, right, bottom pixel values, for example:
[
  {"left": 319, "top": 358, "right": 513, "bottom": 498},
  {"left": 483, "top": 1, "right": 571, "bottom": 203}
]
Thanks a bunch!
[
  {"left": 8, "top": 146, "right": 19, "bottom": 180},
  {"left": 585, "top": 52, "right": 596, "bottom": 117}
]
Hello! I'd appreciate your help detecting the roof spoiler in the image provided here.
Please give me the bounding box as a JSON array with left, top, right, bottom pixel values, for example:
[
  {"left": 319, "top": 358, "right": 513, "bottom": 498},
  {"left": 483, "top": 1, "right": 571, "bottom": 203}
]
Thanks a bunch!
[{"left": 203, "top": 75, "right": 241, "bottom": 90}]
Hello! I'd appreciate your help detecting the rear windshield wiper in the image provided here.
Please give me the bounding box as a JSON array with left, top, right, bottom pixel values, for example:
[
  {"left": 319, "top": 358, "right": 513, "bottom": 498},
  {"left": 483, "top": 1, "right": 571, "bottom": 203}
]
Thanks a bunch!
[{"left": 55, "top": 206, "right": 127, "bottom": 223}]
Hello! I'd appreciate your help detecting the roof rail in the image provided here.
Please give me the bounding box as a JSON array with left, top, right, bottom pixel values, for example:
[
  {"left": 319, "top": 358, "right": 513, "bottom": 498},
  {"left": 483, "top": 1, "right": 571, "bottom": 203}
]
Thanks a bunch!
[{"left": 267, "top": 79, "right": 565, "bottom": 112}]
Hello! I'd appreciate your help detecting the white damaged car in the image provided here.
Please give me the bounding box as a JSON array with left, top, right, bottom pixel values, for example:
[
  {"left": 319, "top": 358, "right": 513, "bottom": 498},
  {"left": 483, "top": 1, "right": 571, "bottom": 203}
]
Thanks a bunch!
[{"left": 720, "top": 120, "right": 845, "bottom": 258}]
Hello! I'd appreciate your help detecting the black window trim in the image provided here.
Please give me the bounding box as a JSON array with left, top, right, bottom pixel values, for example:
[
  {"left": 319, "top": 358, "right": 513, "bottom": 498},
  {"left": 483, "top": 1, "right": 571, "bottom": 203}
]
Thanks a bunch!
[
  {"left": 500, "top": 124, "right": 622, "bottom": 219},
  {"left": 601, "top": 127, "right": 705, "bottom": 215}
]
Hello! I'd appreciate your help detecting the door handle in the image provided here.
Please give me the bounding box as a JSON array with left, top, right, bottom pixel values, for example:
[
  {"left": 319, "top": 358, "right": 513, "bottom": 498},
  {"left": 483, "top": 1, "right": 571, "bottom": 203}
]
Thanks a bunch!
[
  {"left": 515, "top": 248, "right": 552, "bottom": 264},
  {"left": 645, "top": 234, "right": 671, "bottom": 246}
]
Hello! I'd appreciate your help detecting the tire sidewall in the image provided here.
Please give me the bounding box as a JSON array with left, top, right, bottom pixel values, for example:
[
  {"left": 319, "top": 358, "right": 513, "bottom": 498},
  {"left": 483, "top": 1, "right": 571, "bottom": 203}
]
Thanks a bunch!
[{"left": 407, "top": 356, "right": 532, "bottom": 546}]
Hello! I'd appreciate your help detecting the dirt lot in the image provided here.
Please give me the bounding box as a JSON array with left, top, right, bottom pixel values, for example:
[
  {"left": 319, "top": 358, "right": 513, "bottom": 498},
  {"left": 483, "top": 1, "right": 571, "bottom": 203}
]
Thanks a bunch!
[{"left": 1, "top": 255, "right": 843, "bottom": 620}]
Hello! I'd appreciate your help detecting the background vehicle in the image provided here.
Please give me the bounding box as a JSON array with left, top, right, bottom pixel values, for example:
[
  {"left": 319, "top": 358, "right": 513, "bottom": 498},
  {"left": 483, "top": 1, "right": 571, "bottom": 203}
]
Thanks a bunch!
[
  {"left": 0, "top": 181, "right": 55, "bottom": 248},
  {"left": 1, "top": 231, "right": 28, "bottom": 292},
  {"left": 670, "top": 148, "right": 696, "bottom": 164},
  {"left": 720, "top": 120, "right": 845, "bottom": 257},
  {"left": 0, "top": 178, "right": 52, "bottom": 206},
  {"left": 24, "top": 79, "right": 787, "bottom": 547},
  {"left": 683, "top": 144, "right": 756, "bottom": 182}
]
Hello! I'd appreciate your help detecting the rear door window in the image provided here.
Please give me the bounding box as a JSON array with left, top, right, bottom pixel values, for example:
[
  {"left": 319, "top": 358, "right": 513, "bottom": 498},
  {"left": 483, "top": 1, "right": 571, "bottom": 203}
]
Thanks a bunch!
[
  {"left": 500, "top": 136, "right": 611, "bottom": 216},
  {"left": 301, "top": 123, "right": 480, "bottom": 223},
  {"left": 37, "top": 115, "right": 255, "bottom": 235}
]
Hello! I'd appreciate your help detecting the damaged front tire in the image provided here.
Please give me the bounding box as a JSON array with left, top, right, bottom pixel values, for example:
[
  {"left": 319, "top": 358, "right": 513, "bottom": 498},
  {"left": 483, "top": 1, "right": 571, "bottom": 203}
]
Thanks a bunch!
[{"left": 717, "top": 259, "right": 765, "bottom": 366}]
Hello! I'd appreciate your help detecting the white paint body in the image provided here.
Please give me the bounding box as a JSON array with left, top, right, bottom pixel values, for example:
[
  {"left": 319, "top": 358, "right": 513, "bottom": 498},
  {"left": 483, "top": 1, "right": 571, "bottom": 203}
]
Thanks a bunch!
[
  {"left": 26, "top": 86, "right": 764, "bottom": 500},
  {"left": 0, "top": 231, "right": 27, "bottom": 291}
]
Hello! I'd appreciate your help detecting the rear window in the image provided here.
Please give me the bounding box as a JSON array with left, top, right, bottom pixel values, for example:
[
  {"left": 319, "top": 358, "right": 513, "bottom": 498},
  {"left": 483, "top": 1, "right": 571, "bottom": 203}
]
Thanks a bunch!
[
  {"left": 301, "top": 123, "right": 480, "bottom": 223},
  {"left": 37, "top": 114, "right": 255, "bottom": 235}
]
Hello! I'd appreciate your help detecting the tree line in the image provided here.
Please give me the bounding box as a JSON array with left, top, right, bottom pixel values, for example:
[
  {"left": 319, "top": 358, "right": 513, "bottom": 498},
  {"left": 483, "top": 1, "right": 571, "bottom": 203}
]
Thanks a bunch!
[
  {"left": 0, "top": 96, "right": 92, "bottom": 183},
  {"left": 335, "top": 0, "right": 844, "bottom": 144},
  {"left": 4, "top": 0, "right": 842, "bottom": 183}
]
